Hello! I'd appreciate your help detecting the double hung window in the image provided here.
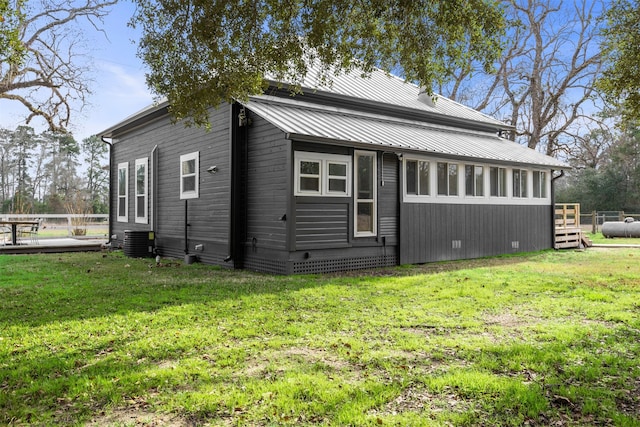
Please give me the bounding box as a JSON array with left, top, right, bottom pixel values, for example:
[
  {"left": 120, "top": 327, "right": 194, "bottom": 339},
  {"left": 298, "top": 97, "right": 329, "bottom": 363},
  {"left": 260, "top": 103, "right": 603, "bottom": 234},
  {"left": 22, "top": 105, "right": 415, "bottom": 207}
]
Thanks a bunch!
[
  {"left": 180, "top": 152, "right": 199, "bottom": 199},
  {"left": 135, "top": 158, "right": 148, "bottom": 223},
  {"left": 117, "top": 162, "right": 128, "bottom": 222}
]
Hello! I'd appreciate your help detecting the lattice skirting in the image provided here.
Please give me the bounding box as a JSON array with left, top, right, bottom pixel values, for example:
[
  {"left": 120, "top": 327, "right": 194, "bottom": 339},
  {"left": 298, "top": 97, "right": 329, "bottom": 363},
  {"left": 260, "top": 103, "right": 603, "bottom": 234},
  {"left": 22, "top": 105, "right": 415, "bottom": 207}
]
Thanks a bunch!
[
  {"left": 242, "top": 257, "right": 289, "bottom": 275},
  {"left": 244, "top": 254, "right": 398, "bottom": 275},
  {"left": 292, "top": 254, "right": 398, "bottom": 275}
]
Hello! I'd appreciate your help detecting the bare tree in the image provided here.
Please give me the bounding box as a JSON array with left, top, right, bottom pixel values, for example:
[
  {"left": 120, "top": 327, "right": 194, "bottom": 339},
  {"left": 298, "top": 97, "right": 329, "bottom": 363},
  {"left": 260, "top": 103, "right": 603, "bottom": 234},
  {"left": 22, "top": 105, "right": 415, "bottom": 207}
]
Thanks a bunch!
[
  {"left": 0, "top": 0, "right": 117, "bottom": 132},
  {"left": 438, "top": 0, "right": 605, "bottom": 157}
]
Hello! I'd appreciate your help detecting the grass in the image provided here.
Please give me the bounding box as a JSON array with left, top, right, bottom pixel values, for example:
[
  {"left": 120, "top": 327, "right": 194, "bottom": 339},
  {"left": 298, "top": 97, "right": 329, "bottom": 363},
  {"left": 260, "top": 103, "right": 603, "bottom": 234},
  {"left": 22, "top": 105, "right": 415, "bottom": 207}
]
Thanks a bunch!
[
  {"left": 588, "top": 232, "right": 640, "bottom": 245},
  {"left": 1, "top": 249, "right": 639, "bottom": 426}
]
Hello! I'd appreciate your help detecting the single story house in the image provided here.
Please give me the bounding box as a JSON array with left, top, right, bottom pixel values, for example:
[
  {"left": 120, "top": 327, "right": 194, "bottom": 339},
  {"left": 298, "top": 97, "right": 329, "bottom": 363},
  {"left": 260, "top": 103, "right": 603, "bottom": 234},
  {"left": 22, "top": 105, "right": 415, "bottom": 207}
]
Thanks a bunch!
[{"left": 100, "top": 67, "right": 567, "bottom": 274}]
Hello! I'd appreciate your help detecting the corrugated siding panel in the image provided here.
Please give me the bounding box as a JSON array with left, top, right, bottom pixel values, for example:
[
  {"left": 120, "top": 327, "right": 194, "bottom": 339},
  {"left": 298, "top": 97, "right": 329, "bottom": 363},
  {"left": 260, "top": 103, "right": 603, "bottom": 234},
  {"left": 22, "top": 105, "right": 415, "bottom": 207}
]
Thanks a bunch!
[
  {"left": 400, "top": 204, "right": 552, "bottom": 264},
  {"left": 296, "top": 203, "right": 349, "bottom": 249},
  {"left": 379, "top": 153, "right": 399, "bottom": 245}
]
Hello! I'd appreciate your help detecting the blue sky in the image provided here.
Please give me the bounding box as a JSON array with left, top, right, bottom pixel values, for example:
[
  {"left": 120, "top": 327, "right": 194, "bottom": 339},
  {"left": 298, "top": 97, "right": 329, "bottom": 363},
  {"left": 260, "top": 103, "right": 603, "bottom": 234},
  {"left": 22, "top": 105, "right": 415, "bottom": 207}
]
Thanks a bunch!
[{"left": 0, "top": 0, "right": 155, "bottom": 142}]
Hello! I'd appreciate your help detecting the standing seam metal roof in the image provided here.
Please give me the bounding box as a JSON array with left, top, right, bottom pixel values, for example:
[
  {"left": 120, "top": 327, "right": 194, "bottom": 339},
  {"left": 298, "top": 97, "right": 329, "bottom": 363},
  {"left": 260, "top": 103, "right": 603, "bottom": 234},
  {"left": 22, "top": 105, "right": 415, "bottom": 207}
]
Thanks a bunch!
[
  {"left": 244, "top": 95, "right": 568, "bottom": 169},
  {"left": 270, "top": 65, "right": 508, "bottom": 128}
]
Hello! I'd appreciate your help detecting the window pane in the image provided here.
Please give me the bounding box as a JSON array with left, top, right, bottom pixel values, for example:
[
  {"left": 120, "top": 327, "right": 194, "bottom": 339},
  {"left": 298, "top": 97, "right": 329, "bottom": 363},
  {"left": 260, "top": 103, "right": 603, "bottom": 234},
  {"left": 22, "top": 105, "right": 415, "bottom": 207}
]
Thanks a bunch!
[
  {"left": 136, "top": 196, "right": 145, "bottom": 218},
  {"left": 118, "top": 198, "right": 126, "bottom": 216},
  {"left": 183, "top": 176, "right": 196, "bottom": 192},
  {"left": 118, "top": 169, "right": 126, "bottom": 195},
  {"left": 328, "top": 163, "right": 346, "bottom": 177},
  {"left": 300, "top": 161, "right": 319, "bottom": 175},
  {"left": 136, "top": 164, "right": 145, "bottom": 194},
  {"left": 513, "top": 170, "right": 520, "bottom": 197},
  {"left": 475, "top": 166, "right": 484, "bottom": 196},
  {"left": 300, "top": 177, "right": 320, "bottom": 191},
  {"left": 499, "top": 169, "right": 506, "bottom": 197},
  {"left": 520, "top": 171, "right": 527, "bottom": 197},
  {"left": 448, "top": 164, "right": 458, "bottom": 196},
  {"left": 419, "top": 161, "right": 429, "bottom": 195},
  {"left": 490, "top": 167, "right": 498, "bottom": 196},
  {"left": 328, "top": 178, "right": 346, "bottom": 192},
  {"left": 357, "top": 202, "right": 374, "bottom": 233},
  {"left": 182, "top": 159, "right": 196, "bottom": 175},
  {"left": 437, "top": 163, "right": 447, "bottom": 195},
  {"left": 533, "top": 171, "right": 540, "bottom": 198},
  {"left": 540, "top": 172, "right": 547, "bottom": 197},
  {"left": 357, "top": 155, "right": 374, "bottom": 199},
  {"left": 465, "top": 165, "right": 474, "bottom": 196},
  {"left": 406, "top": 160, "right": 417, "bottom": 195}
]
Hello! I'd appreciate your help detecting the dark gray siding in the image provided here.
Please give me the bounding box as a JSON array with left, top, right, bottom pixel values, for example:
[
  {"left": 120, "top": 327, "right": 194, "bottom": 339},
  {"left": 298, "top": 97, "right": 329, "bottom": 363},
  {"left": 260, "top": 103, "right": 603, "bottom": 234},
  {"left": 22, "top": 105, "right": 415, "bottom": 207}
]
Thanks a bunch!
[
  {"left": 244, "top": 113, "right": 289, "bottom": 249},
  {"left": 295, "top": 201, "right": 349, "bottom": 249},
  {"left": 379, "top": 153, "right": 399, "bottom": 245},
  {"left": 110, "top": 105, "right": 232, "bottom": 264},
  {"left": 400, "top": 203, "right": 553, "bottom": 264}
]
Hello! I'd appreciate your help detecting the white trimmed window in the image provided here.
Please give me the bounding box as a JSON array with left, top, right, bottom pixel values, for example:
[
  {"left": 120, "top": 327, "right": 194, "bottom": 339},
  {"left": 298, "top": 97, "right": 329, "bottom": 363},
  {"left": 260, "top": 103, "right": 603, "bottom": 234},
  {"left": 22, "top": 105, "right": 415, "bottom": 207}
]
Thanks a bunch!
[
  {"left": 355, "top": 151, "right": 377, "bottom": 236},
  {"left": 405, "top": 159, "right": 430, "bottom": 196},
  {"left": 135, "top": 157, "right": 148, "bottom": 223},
  {"left": 437, "top": 162, "right": 458, "bottom": 196},
  {"left": 490, "top": 167, "right": 507, "bottom": 197},
  {"left": 533, "top": 171, "right": 547, "bottom": 198},
  {"left": 117, "top": 162, "right": 128, "bottom": 222},
  {"left": 294, "top": 152, "right": 351, "bottom": 197},
  {"left": 513, "top": 169, "right": 528, "bottom": 198},
  {"left": 465, "top": 165, "right": 484, "bottom": 197},
  {"left": 180, "top": 152, "right": 199, "bottom": 199}
]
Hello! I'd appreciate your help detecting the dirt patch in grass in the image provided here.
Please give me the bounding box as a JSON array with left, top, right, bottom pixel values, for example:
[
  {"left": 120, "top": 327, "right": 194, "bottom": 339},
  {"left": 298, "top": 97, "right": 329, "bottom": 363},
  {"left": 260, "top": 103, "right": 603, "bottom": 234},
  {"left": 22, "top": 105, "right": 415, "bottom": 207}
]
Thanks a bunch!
[
  {"left": 87, "top": 398, "right": 191, "bottom": 427},
  {"left": 372, "top": 385, "right": 474, "bottom": 417},
  {"left": 241, "top": 346, "right": 359, "bottom": 380}
]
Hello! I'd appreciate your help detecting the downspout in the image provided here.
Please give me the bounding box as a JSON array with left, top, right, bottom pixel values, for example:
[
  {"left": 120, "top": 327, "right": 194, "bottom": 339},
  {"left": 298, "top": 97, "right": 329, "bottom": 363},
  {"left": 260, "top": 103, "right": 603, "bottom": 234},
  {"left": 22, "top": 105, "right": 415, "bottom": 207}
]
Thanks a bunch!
[
  {"left": 184, "top": 200, "right": 189, "bottom": 254},
  {"left": 551, "top": 169, "right": 565, "bottom": 249},
  {"left": 150, "top": 145, "right": 158, "bottom": 233},
  {"left": 101, "top": 136, "right": 114, "bottom": 247}
]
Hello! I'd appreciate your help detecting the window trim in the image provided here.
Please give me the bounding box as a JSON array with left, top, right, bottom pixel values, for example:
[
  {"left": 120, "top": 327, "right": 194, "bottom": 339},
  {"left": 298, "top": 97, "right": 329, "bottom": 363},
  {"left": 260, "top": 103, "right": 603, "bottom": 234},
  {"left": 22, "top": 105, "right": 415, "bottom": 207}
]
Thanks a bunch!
[
  {"left": 294, "top": 152, "right": 351, "bottom": 197},
  {"left": 117, "top": 162, "right": 128, "bottom": 223},
  {"left": 465, "top": 164, "right": 484, "bottom": 197},
  {"left": 490, "top": 166, "right": 508, "bottom": 198},
  {"left": 354, "top": 150, "right": 377, "bottom": 237},
  {"left": 437, "top": 161, "right": 459, "bottom": 197},
  {"left": 180, "top": 152, "right": 199, "bottom": 200},
  {"left": 404, "top": 158, "right": 431, "bottom": 198},
  {"left": 512, "top": 168, "right": 528, "bottom": 198},
  {"left": 135, "top": 157, "right": 148, "bottom": 224},
  {"left": 533, "top": 170, "right": 547, "bottom": 198}
]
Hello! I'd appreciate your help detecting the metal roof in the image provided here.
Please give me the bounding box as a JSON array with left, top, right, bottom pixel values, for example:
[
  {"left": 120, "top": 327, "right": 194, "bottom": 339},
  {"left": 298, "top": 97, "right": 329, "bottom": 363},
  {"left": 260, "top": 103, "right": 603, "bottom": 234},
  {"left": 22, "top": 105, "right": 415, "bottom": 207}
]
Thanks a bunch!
[
  {"left": 245, "top": 95, "right": 568, "bottom": 169},
  {"left": 267, "top": 65, "right": 509, "bottom": 129}
]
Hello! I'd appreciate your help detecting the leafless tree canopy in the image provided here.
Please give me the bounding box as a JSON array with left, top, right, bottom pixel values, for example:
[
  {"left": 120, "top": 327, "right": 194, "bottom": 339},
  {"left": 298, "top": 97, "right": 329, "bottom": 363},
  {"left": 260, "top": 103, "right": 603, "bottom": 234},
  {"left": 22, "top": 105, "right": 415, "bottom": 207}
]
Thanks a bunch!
[
  {"left": 0, "top": 0, "right": 117, "bottom": 133},
  {"left": 438, "top": 0, "right": 605, "bottom": 158}
]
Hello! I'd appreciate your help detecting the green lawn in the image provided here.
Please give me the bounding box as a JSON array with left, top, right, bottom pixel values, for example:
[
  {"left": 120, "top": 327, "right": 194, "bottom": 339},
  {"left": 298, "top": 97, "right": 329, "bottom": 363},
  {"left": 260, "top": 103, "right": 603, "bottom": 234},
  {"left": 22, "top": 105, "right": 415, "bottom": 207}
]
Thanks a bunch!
[
  {"left": 1, "top": 249, "right": 639, "bottom": 426},
  {"left": 589, "top": 232, "right": 640, "bottom": 245}
]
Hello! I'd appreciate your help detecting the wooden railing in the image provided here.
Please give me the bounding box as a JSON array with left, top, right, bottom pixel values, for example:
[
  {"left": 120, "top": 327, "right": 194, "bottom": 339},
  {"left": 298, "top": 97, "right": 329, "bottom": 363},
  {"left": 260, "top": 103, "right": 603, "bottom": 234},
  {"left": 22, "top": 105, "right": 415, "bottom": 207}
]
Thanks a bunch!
[
  {"left": 555, "top": 203, "right": 580, "bottom": 229},
  {"left": 554, "top": 204, "right": 591, "bottom": 249}
]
